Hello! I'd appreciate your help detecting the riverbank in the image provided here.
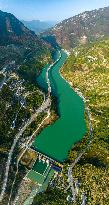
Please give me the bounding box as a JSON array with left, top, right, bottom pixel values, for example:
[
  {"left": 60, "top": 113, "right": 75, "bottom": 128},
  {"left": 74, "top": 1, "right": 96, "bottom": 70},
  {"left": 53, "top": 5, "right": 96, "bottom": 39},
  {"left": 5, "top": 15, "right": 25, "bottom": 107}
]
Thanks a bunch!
[
  {"left": 61, "top": 41, "right": 109, "bottom": 204},
  {"left": 33, "top": 50, "right": 86, "bottom": 163},
  {"left": 7, "top": 51, "right": 62, "bottom": 205}
]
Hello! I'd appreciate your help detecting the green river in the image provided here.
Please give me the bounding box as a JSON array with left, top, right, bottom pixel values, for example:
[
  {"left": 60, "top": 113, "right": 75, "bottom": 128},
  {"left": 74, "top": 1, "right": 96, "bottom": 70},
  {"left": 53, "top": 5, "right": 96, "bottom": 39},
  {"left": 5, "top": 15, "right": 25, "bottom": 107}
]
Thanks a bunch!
[{"left": 33, "top": 50, "right": 86, "bottom": 163}]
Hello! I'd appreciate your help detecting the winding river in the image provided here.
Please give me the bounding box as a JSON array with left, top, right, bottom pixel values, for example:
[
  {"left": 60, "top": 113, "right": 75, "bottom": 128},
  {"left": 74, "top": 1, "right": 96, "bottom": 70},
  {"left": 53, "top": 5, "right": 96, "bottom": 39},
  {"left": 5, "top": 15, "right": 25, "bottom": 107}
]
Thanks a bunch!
[{"left": 33, "top": 50, "right": 86, "bottom": 163}]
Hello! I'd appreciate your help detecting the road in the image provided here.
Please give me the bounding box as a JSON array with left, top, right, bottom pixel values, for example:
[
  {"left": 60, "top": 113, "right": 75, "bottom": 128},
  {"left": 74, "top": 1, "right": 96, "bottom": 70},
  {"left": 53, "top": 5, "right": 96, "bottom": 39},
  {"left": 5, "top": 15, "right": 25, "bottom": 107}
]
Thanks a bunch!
[
  {"left": 0, "top": 50, "right": 62, "bottom": 204},
  {"left": 12, "top": 51, "right": 62, "bottom": 205},
  {"left": 0, "top": 97, "right": 50, "bottom": 203},
  {"left": 8, "top": 109, "right": 51, "bottom": 205},
  {"left": 66, "top": 89, "right": 93, "bottom": 204},
  {"left": 0, "top": 49, "right": 92, "bottom": 205}
]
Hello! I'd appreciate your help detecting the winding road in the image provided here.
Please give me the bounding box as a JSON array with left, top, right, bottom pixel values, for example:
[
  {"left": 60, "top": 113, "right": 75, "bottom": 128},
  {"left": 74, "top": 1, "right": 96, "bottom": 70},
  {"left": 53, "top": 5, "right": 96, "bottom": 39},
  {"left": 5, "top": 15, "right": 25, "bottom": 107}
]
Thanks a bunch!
[
  {"left": 0, "top": 97, "right": 51, "bottom": 203},
  {"left": 0, "top": 49, "right": 92, "bottom": 205},
  {"left": 0, "top": 51, "right": 62, "bottom": 204}
]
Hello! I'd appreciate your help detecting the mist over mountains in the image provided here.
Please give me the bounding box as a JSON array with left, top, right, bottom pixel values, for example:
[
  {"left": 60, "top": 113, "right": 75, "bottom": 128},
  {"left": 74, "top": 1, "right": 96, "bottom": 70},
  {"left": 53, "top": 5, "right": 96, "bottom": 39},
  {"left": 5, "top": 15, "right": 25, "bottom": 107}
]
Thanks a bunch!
[{"left": 22, "top": 20, "right": 57, "bottom": 34}]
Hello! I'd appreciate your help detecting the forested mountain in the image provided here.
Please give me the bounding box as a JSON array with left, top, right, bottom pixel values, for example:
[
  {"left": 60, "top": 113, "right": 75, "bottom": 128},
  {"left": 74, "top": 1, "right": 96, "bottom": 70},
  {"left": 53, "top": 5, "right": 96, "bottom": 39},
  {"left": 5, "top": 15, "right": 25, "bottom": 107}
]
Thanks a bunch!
[
  {"left": 44, "top": 6, "right": 109, "bottom": 49},
  {"left": 60, "top": 39, "right": 109, "bottom": 204},
  {"left": 0, "top": 10, "right": 37, "bottom": 45},
  {"left": 0, "top": 10, "right": 52, "bottom": 203},
  {"left": 22, "top": 20, "right": 56, "bottom": 34},
  {"left": 0, "top": 10, "right": 51, "bottom": 75}
]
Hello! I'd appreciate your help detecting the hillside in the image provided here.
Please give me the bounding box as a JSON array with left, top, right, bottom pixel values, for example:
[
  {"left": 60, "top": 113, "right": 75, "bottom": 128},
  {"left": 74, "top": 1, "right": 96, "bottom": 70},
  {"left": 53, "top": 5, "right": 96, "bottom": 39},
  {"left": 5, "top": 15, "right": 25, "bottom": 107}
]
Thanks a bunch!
[
  {"left": 22, "top": 20, "right": 56, "bottom": 34},
  {"left": 32, "top": 39, "right": 109, "bottom": 205},
  {"left": 44, "top": 6, "right": 109, "bottom": 49},
  {"left": 0, "top": 10, "right": 34, "bottom": 45},
  {"left": 1, "top": 6, "right": 109, "bottom": 205},
  {"left": 0, "top": 10, "right": 41, "bottom": 45},
  {"left": 0, "top": 10, "right": 52, "bottom": 204},
  {"left": 0, "top": 10, "right": 51, "bottom": 74},
  {"left": 60, "top": 39, "right": 109, "bottom": 204}
]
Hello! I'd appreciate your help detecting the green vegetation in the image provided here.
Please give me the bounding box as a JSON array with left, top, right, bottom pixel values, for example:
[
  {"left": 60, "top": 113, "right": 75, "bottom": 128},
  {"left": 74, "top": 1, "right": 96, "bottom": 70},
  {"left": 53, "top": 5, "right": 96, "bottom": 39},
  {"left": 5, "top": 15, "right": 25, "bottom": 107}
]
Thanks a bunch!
[
  {"left": 0, "top": 80, "right": 44, "bottom": 149},
  {"left": 18, "top": 52, "right": 50, "bottom": 83},
  {"left": 60, "top": 39, "right": 109, "bottom": 204},
  {"left": 33, "top": 187, "right": 67, "bottom": 205},
  {"left": 0, "top": 73, "right": 4, "bottom": 82},
  {"left": 0, "top": 78, "right": 45, "bottom": 203},
  {"left": 0, "top": 9, "right": 56, "bottom": 205},
  {"left": 33, "top": 39, "right": 109, "bottom": 205}
]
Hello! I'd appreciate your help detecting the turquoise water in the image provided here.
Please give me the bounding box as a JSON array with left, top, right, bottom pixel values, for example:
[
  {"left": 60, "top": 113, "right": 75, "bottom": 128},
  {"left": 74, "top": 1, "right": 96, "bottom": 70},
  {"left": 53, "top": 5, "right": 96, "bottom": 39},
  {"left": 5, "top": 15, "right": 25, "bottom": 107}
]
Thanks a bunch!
[{"left": 33, "top": 50, "right": 86, "bottom": 163}]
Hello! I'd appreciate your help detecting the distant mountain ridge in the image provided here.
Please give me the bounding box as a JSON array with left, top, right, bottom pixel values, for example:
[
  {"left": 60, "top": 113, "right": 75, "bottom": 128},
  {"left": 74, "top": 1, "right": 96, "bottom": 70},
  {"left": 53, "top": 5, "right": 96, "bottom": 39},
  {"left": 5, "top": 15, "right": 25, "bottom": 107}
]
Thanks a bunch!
[
  {"left": 43, "top": 6, "right": 109, "bottom": 49},
  {"left": 22, "top": 20, "right": 56, "bottom": 34}
]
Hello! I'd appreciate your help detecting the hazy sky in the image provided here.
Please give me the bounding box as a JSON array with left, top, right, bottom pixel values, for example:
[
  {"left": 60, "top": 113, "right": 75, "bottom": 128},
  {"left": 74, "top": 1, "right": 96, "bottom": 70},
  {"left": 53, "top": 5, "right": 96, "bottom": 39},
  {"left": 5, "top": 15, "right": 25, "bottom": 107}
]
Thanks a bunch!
[{"left": 0, "top": 0, "right": 109, "bottom": 21}]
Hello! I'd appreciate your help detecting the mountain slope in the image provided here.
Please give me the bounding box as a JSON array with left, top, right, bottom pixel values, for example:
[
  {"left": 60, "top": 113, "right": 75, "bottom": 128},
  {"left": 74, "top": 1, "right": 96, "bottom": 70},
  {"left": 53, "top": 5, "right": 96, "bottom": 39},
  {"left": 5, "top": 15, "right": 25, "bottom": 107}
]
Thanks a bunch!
[
  {"left": 0, "top": 10, "right": 37, "bottom": 45},
  {"left": 44, "top": 6, "right": 109, "bottom": 49},
  {"left": 60, "top": 39, "right": 109, "bottom": 204},
  {"left": 32, "top": 39, "right": 109, "bottom": 205},
  {"left": 22, "top": 20, "right": 56, "bottom": 34},
  {"left": 0, "top": 10, "right": 52, "bottom": 49},
  {"left": 0, "top": 10, "right": 51, "bottom": 69},
  {"left": 0, "top": 10, "right": 52, "bottom": 204}
]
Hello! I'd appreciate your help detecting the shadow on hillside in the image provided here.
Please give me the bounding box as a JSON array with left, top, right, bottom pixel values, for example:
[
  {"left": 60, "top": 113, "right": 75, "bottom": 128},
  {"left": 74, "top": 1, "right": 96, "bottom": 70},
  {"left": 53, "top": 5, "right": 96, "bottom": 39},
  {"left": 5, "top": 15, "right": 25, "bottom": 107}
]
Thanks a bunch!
[
  {"left": 42, "top": 35, "right": 60, "bottom": 49},
  {"left": 78, "top": 156, "right": 106, "bottom": 168}
]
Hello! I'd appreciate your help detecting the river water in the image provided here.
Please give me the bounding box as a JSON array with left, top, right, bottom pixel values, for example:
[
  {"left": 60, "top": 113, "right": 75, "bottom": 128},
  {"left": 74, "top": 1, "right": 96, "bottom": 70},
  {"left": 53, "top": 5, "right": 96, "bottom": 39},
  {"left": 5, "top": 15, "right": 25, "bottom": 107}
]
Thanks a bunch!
[{"left": 33, "top": 50, "right": 86, "bottom": 163}]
